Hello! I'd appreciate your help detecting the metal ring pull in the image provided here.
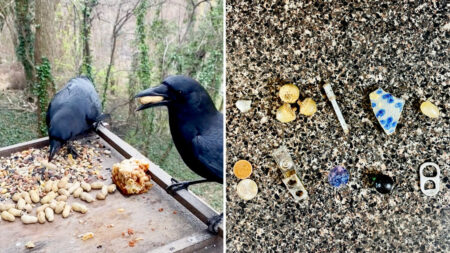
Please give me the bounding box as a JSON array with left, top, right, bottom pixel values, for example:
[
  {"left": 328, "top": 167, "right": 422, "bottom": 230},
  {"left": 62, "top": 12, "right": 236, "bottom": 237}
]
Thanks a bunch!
[{"left": 419, "top": 162, "right": 440, "bottom": 196}]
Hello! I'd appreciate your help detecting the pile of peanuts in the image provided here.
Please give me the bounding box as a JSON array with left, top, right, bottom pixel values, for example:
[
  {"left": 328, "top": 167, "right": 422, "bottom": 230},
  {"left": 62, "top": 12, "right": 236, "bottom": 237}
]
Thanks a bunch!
[{"left": 0, "top": 177, "right": 116, "bottom": 224}]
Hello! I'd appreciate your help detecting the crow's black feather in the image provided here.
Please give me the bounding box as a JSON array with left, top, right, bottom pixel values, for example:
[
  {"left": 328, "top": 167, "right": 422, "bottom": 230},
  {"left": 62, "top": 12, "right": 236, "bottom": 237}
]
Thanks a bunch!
[
  {"left": 136, "top": 75, "right": 223, "bottom": 183},
  {"left": 46, "top": 77, "right": 103, "bottom": 160}
]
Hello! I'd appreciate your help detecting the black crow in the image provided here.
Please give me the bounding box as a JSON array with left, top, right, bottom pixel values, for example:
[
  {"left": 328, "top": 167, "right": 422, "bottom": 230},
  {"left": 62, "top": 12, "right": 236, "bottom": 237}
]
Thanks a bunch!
[
  {"left": 135, "top": 75, "right": 223, "bottom": 233},
  {"left": 46, "top": 77, "right": 105, "bottom": 161}
]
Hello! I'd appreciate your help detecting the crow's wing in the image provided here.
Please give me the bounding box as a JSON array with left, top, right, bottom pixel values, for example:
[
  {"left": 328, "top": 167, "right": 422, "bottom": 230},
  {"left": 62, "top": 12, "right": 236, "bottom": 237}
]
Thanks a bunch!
[{"left": 192, "top": 133, "right": 223, "bottom": 180}]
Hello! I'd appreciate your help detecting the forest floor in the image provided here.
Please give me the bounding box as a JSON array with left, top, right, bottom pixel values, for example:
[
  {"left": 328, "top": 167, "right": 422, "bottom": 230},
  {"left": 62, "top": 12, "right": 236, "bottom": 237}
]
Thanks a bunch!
[{"left": 0, "top": 90, "right": 222, "bottom": 212}]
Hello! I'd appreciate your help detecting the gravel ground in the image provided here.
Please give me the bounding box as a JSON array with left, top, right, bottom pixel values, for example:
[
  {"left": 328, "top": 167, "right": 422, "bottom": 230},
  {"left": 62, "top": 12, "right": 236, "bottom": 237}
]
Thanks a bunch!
[{"left": 226, "top": 1, "right": 449, "bottom": 252}]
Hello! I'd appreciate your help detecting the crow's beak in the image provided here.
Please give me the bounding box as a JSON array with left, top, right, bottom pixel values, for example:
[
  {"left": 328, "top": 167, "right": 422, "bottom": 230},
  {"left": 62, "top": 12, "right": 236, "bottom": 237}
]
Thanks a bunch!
[
  {"left": 48, "top": 140, "right": 61, "bottom": 162},
  {"left": 135, "top": 84, "right": 170, "bottom": 111}
]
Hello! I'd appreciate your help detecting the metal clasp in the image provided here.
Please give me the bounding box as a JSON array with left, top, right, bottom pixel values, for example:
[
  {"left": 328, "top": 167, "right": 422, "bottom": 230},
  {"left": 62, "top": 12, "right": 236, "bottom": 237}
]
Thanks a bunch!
[{"left": 272, "top": 146, "right": 308, "bottom": 201}]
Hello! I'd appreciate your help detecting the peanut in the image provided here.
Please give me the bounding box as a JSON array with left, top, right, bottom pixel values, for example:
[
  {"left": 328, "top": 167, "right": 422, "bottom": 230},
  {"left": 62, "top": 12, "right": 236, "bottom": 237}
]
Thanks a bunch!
[
  {"left": 58, "top": 188, "right": 70, "bottom": 197},
  {"left": 49, "top": 200, "right": 57, "bottom": 210},
  {"left": 21, "top": 214, "right": 38, "bottom": 224},
  {"left": 101, "top": 185, "right": 108, "bottom": 196},
  {"left": 0, "top": 203, "right": 15, "bottom": 212},
  {"left": 80, "top": 192, "right": 95, "bottom": 203},
  {"left": 29, "top": 190, "right": 40, "bottom": 203},
  {"left": 44, "top": 180, "right": 54, "bottom": 192},
  {"left": 107, "top": 184, "right": 117, "bottom": 194},
  {"left": 81, "top": 182, "right": 91, "bottom": 192},
  {"left": 36, "top": 204, "right": 49, "bottom": 213},
  {"left": 62, "top": 204, "right": 71, "bottom": 218},
  {"left": 41, "top": 191, "right": 57, "bottom": 204},
  {"left": 55, "top": 201, "right": 65, "bottom": 214},
  {"left": 17, "top": 198, "right": 26, "bottom": 210},
  {"left": 37, "top": 211, "right": 46, "bottom": 224},
  {"left": 56, "top": 195, "right": 68, "bottom": 201},
  {"left": 45, "top": 207, "right": 54, "bottom": 222},
  {"left": 96, "top": 192, "right": 106, "bottom": 200},
  {"left": 1, "top": 211, "right": 15, "bottom": 222},
  {"left": 12, "top": 193, "right": 21, "bottom": 202},
  {"left": 68, "top": 181, "right": 80, "bottom": 195},
  {"left": 73, "top": 187, "right": 83, "bottom": 198},
  {"left": 90, "top": 181, "right": 103, "bottom": 190},
  {"left": 8, "top": 208, "right": 22, "bottom": 217},
  {"left": 72, "top": 203, "right": 87, "bottom": 214},
  {"left": 24, "top": 204, "right": 32, "bottom": 213},
  {"left": 22, "top": 192, "right": 32, "bottom": 204},
  {"left": 57, "top": 177, "right": 69, "bottom": 189},
  {"left": 51, "top": 181, "right": 59, "bottom": 192},
  {"left": 97, "top": 185, "right": 108, "bottom": 200}
]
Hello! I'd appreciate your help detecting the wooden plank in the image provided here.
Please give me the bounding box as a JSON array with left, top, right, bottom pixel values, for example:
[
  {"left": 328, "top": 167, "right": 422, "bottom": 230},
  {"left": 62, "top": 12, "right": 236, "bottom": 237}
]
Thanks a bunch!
[
  {"left": 95, "top": 125, "right": 224, "bottom": 237},
  {"left": 0, "top": 137, "right": 49, "bottom": 157},
  {"left": 150, "top": 231, "right": 222, "bottom": 253}
]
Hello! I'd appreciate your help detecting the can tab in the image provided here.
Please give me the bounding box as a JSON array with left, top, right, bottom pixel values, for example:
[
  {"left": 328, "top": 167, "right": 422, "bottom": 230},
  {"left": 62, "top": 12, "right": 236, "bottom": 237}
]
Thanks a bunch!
[{"left": 420, "top": 162, "right": 440, "bottom": 197}]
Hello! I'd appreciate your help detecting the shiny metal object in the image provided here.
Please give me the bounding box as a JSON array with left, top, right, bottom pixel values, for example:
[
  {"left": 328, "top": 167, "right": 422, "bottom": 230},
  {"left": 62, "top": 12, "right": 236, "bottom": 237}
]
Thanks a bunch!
[
  {"left": 272, "top": 146, "right": 308, "bottom": 201},
  {"left": 420, "top": 162, "right": 440, "bottom": 196}
]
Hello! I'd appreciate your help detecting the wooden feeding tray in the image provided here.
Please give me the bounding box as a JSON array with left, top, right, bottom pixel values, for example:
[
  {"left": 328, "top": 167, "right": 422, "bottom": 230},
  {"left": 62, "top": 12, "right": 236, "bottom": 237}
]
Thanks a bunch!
[{"left": 0, "top": 125, "right": 223, "bottom": 253}]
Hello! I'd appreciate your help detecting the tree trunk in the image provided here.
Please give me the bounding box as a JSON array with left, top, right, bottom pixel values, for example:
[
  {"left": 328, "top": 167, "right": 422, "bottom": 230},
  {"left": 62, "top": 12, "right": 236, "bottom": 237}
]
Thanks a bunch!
[
  {"left": 127, "top": 53, "right": 139, "bottom": 122},
  {"left": 102, "top": 36, "right": 117, "bottom": 107},
  {"left": 35, "top": 0, "right": 57, "bottom": 95},
  {"left": 80, "top": 0, "right": 97, "bottom": 81},
  {"left": 14, "top": 0, "right": 34, "bottom": 92}
]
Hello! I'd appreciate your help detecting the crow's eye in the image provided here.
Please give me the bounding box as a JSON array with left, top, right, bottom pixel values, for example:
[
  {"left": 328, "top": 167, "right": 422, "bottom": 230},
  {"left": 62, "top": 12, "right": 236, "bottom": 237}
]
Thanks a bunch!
[{"left": 178, "top": 90, "right": 183, "bottom": 94}]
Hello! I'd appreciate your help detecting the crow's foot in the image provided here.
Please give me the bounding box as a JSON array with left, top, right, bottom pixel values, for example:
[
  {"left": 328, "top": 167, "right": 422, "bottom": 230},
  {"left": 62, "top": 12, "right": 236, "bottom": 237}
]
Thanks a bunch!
[
  {"left": 166, "top": 179, "right": 209, "bottom": 195},
  {"left": 66, "top": 145, "right": 78, "bottom": 159},
  {"left": 207, "top": 213, "right": 223, "bottom": 234},
  {"left": 93, "top": 121, "right": 101, "bottom": 131},
  {"left": 166, "top": 181, "right": 190, "bottom": 195}
]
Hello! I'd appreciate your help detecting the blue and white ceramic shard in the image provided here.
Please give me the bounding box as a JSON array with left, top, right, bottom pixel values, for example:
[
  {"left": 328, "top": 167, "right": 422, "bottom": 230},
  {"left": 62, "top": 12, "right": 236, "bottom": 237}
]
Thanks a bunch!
[{"left": 369, "top": 88, "right": 405, "bottom": 135}]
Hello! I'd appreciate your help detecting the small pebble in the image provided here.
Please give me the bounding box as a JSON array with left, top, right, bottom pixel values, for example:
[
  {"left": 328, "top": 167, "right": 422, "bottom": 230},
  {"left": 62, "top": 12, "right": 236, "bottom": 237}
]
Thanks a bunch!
[
  {"left": 236, "top": 100, "right": 252, "bottom": 113},
  {"left": 420, "top": 100, "right": 440, "bottom": 118}
]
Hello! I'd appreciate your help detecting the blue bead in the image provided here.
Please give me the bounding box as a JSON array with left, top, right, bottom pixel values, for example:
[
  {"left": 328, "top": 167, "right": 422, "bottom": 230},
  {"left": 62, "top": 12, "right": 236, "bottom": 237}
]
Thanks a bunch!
[
  {"left": 376, "top": 89, "right": 383, "bottom": 94},
  {"left": 380, "top": 119, "right": 386, "bottom": 124},
  {"left": 395, "top": 102, "right": 403, "bottom": 109},
  {"left": 371, "top": 103, "right": 377, "bottom": 108},
  {"left": 392, "top": 121, "right": 397, "bottom": 127},
  {"left": 388, "top": 97, "right": 394, "bottom": 103},
  {"left": 328, "top": 166, "right": 349, "bottom": 187}
]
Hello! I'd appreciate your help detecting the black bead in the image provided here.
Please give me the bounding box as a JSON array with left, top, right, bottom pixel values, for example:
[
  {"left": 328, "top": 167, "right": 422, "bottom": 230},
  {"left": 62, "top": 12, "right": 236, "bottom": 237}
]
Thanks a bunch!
[{"left": 374, "top": 174, "right": 394, "bottom": 194}]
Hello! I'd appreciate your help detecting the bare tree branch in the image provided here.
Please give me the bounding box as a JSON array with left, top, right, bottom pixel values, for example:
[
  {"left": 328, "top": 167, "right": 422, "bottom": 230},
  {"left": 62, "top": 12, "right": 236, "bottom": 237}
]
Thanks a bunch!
[{"left": 180, "top": 0, "right": 210, "bottom": 43}]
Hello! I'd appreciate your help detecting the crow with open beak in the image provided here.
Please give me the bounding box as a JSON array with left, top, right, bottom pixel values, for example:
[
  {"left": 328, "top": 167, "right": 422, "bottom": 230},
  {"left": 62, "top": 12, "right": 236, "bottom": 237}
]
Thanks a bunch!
[
  {"left": 135, "top": 75, "right": 223, "bottom": 233},
  {"left": 47, "top": 77, "right": 106, "bottom": 161}
]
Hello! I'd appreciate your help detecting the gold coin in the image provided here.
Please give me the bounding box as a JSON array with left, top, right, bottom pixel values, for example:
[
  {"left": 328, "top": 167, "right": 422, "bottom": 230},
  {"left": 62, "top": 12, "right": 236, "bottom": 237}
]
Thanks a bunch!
[{"left": 233, "top": 160, "right": 252, "bottom": 179}]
